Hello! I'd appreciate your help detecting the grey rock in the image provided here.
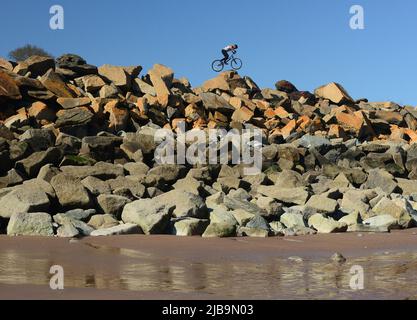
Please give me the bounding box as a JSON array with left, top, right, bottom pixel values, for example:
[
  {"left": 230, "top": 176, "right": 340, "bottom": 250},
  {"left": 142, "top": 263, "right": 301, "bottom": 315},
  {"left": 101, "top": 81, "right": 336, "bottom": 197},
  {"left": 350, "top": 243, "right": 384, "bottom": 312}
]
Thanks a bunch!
[
  {"left": 97, "top": 194, "right": 131, "bottom": 218},
  {"left": 19, "top": 129, "right": 56, "bottom": 151},
  {"left": 305, "top": 194, "right": 338, "bottom": 213},
  {"left": 171, "top": 218, "right": 209, "bottom": 236},
  {"left": 363, "top": 214, "right": 399, "bottom": 229},
  {"left": 202, "top": 223, "right": 236, "bottom": 238},
  {"left": 237, "top": 226, "right": 269, "bottom": 238},
  {"left": 55, "top": 107, "right": 94, "bottom": 128},
  {"left": 257, "top": 186, "right": 310, "bottom": 205},
  {"left": 122, "top": 199, "right": 173, "bottom": 234},
  {"left": 363, "top": 169, "right": 399, "bottom": 194},
  {"left": 50, "top": 173, "right": 91, "bottom": 209},
  {"left": 90, "top": 223, "right": 142, "bottom": 236},
  {"left": 0, "top": 184, "right": 50, "bottom": 218},
  {"left": 60, "top": 162, "right": 124, "bottom": 179},
  {"left": 57, "top": 208, "right": 96, "bottom": 222},
  {"left": 155, "top": 190, "right": 208, "bottom": 219},
  {"left": 173, "top": 177, "right": 204, "bottom": 195},
  {"left": 124, "top": 162, "right": 149, "bottom": 176},
  {"left": 88, "top": 214, "right": 120, "bottom": 229},
  {"left": 308, "top": 214, "right": 348, "bottom": 233},
  {"left": 200, "top": 92, "right": 235, "bottom": 114},
  {"left": 16, "top": 147, "right": 62, "bottom": 177},
  {"left": 57, "top": 223, "right": 80, "bottom": 238},
  {"left": 81, "top": 176, "right": 111, "bottom": 196},
  {"left": 7, "top": 212, "right": 54, "bottom": 236},
  {"left": 0, "top": 169, "right": 24, "bottom": 188},
  {"left": 280, "top": 212, "right": 306, "bottom": 229}
]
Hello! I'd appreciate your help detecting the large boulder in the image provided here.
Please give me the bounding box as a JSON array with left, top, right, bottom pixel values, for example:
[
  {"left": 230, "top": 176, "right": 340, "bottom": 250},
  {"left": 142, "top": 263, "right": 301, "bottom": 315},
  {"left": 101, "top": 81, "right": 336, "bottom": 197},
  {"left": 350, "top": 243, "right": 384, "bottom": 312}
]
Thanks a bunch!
[
  {"left": 97, "top": 194, "right": 131, "bottom": 218},
  {"left": 7, "top": 212, "right": 54, "bottom": 236},
  {"left": 314, "top": 82, "right": 353, "bottom": 104},
  {"left": 305, "top": 194, "right": 338, "bottom": 213},
  {"left": 22, "top": 55, "right": 55, "bottom": 77},
  {"left": 90, "top": 223, "right": 142, "bottom": 236},
  {"left": 0, "top": 70, "right": 21, "bottom": 100},
  {"left": 15, "top": 147, "right": 62, "bottom": 177},
  {"left": 40, "top": 69, "right": 76, "bottom": 97},
  {"left": 0, "top": 183, "right": 50, "bottom": 218},
  {"left": 88, "top": 214, "right": 119, "bottom": 229},
  {"left": 50, "top": 173, "right": 92, "bottom": 209},
  {"left": 60, "top": 162, "right": 124, "bottom": 180},
  {"left": 56, "top": 54, "right": 98, "bottom": 77},
  {"left": 171, "top": 218, "right": 209, "bottom": 236},
  {"left": 200, "top": 92, "right": 235, "bottom": 114},
  {"left": 148, "top": 64, "right": 173, "bottom": 106},
  {"left": 121, "top": 199, "right": 173, "bottom": 234},
  {"left": 154, "top": 190, "right": 208, "bottom": 219},
  {"left": 371, "top": 197, "right": 414, "bottom": 228},
  {"left": 308, "top": 214, "right": 348, "bottom": 233},
  {"left": 257, "top": 186, "right": 310, "bottom": 205},
  {"left": 98, "top": 64, "right": 141, "bottom": 89},
  {"left": 275, "top": 80, "right": 298, "bottom": 93},
  {"left": 19, "top": 129, "right": 56, "bottom": 151},
  {"left": 280, "top": 212, "right": 306, "bottom": 229},
  {"left": 55, "top": 107, "right": 94, "bottom": 128}
]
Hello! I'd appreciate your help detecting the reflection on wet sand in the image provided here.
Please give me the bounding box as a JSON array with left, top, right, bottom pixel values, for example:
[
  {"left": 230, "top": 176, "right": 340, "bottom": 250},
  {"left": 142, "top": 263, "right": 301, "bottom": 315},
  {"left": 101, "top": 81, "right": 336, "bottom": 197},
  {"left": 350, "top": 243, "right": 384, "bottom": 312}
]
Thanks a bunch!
[{"left": 0, "top": 242, "right": 416, "bottom": 299}]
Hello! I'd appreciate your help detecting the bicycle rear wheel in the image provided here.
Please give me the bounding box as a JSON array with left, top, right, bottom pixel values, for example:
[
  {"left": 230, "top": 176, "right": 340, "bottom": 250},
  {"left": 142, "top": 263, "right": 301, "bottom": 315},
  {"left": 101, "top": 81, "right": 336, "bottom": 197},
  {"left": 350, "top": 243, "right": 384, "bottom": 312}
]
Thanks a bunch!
[
  {"left": 212, "top": 60, "right": 224, "bottom": 72},
  {"left": 231, "top": 58, "right": 243, "bottom": 71}
]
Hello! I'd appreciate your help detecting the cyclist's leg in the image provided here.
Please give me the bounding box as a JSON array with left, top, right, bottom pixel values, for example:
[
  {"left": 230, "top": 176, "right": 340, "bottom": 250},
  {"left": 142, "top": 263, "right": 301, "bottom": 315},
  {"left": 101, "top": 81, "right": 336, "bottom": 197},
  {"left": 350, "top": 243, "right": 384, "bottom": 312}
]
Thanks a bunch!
[{"left": 221, "top": 50, "right": 229, "bottom": 63}]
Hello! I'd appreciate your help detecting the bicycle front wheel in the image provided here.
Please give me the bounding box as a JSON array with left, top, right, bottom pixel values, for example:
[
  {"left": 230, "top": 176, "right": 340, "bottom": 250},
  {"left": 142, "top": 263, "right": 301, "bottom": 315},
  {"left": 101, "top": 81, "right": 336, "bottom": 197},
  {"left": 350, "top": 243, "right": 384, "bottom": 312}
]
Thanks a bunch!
[
  {"left": 212, "top": 60, "right": 224, "bottom": 72},
  {"left": 231, "top": 58, "right": 243, "bottom": 71}
]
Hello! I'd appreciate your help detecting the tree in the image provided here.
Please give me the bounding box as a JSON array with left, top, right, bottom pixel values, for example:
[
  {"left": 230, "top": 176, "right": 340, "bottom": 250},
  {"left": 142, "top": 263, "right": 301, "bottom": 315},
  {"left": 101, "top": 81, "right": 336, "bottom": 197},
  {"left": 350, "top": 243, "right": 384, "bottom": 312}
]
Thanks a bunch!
[{"left": 8, "top": 44, "right": 53, "bottom": 62}]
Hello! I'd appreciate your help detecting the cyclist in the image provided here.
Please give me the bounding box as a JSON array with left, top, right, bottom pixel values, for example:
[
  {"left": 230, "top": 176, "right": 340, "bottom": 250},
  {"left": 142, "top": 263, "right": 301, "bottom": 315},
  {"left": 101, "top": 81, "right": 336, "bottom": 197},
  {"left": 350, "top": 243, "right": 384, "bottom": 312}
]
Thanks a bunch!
[{"left": 221, "top": 44, "right": 238, "bottom": 65}]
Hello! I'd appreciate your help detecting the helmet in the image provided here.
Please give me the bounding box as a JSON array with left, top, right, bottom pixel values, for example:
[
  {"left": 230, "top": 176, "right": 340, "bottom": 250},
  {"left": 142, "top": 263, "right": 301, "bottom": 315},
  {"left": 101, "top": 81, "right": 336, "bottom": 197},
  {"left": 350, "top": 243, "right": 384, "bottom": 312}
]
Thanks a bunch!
[{"left": 234, "top": 44, "right": 239, "bottom": 49}]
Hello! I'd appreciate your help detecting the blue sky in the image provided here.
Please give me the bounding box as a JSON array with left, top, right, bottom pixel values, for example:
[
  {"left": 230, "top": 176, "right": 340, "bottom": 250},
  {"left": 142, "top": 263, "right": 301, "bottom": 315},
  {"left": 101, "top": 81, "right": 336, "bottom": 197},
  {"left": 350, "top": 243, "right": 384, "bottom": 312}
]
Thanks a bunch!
[{"left": 0, "top": 0, "right": 416, "bottom": 105}]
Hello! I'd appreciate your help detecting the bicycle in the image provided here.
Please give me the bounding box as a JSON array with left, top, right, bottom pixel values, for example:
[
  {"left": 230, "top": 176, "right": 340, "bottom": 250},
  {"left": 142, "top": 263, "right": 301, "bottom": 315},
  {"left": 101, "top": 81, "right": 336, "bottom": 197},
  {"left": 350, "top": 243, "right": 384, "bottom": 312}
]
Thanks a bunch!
[{"left": 211, "top": 52, "right": 243, "bottom": 72}]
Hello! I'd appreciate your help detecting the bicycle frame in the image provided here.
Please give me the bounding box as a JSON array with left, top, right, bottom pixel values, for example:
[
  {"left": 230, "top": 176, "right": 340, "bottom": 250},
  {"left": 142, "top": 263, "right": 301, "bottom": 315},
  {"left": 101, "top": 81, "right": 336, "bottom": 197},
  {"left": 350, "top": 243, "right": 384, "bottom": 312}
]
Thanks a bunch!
[{"left": 225, "top": 53, "right": 236, "bottom": 64}]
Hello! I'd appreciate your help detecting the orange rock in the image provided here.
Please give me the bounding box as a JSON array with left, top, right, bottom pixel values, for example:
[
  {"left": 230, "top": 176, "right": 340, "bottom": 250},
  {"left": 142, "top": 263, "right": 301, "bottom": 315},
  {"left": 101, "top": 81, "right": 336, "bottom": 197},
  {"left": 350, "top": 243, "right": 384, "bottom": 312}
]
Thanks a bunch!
[
  {"left": 265, "top": 119, "right": 280, "bottom": 130},
  {"left": 336, "top": 112, "right": 363, "bottom": 131},
  {"left": 214, "top": 111, "right": 228, "bottom": 123},
  {"left": 40, "top": 69, "right": 76, "bottom": 98},
  {"left": 253, "top": 99, "right": 270, "bottom": 111},
  {"left": 274, "top": 106, "right": 291, "bottom": 119},
  {"left": 280, "top": 119, "right": 297, "bottom": 139},
  {"left": 148, "top": 64, "right": 173, "bottom": 108},
  {"left": 104, "top": 100, "right": 129, "bottom": 132},
  {"left": 390, "top": 125, "right": 405, "bottom": 141},
  {"left": 229, "top": 96, "right": 243, "bottom": 109},
  {"left": 0, "top": 70, "right": 21, "bottom": 100},
  {"left": 28, "top": 101, "right": 56, "bottom": 124},
  {"left": 0, "top": 58, "right": 14, "bottom": 71},
  {"left": 328, "top": 124, "right": 346, "bottom": 139},
  {"left": 4, "top": 108, "right": 28, "bottom": 128},
  {"left": 231, "top": 107, "right": 254, "bottom": 123},
  {"left": 193, "top": 118, "right": 207, "bottom": 129},
  {"left": 297, "top": 115, "right": 312, "bottom": 130},
  {"left": 264, "top": 108, "right": 276, "bottom": 119},
  {"left": 314, "top": 82, "right": 353, "bottom": 104},
  {"left": 202, "top": 73, "right": 230, "bottom": 92},
  {"left": 404, "top": 129, "right": 417, "bottom": 143}
]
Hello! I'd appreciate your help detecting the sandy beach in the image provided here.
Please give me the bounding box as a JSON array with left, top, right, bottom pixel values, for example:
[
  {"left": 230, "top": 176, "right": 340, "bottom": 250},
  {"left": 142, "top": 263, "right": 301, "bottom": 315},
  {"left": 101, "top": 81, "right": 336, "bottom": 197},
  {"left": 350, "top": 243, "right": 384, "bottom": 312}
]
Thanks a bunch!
[{"left": 1, "top": 230, "right": 416, "bottom": 300}]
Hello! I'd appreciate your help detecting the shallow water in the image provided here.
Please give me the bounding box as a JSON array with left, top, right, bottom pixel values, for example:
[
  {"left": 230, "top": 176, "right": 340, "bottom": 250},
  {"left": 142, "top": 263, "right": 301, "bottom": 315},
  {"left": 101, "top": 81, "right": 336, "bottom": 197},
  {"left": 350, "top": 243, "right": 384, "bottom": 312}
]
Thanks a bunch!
[{"left": 0, "top": 241, "right": 416, "bottom": 299}]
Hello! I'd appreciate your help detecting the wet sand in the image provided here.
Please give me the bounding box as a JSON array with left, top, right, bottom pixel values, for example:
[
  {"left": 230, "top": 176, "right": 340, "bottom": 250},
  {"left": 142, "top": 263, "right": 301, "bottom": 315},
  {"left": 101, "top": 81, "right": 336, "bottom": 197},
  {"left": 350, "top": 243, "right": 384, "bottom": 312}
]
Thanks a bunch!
[{"left": 0, "top": 230, "right": 417, "bottom": 300}]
